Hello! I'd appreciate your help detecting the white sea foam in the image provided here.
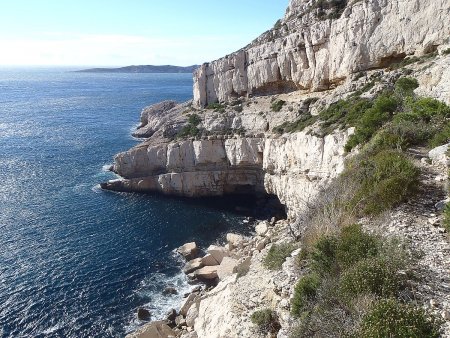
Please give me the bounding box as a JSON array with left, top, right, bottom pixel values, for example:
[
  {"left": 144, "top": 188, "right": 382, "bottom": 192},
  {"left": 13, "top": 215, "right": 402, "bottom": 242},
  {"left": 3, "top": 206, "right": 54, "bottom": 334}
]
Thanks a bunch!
[{"left": 124, "top": 254, "right": 193, "bottom": 334}]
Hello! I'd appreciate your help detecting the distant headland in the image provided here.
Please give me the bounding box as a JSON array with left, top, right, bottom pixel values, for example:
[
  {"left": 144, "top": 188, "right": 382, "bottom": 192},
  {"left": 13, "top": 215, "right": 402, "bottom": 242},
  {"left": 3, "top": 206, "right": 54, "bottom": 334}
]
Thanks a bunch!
[{"left": 75, "top": 65, "right": 199, "bottom": 73}]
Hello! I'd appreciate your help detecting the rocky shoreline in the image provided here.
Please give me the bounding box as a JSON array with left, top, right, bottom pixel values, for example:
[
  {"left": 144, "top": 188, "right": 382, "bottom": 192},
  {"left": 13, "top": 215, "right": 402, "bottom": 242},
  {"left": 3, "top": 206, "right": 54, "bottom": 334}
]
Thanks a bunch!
[{"left": 103, "top": 0, "right": 450, "bottom": 336}]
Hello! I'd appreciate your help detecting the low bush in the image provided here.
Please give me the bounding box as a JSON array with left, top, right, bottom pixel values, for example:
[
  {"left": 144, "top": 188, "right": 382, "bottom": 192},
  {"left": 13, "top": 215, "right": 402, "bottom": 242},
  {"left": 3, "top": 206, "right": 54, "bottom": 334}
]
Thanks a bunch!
[
  {"left": 206, "top": 102, "right": 225, "bottom": 110},
  {"left": 348, "top": 150, "right": 419, "bottom": 215},
  {"left": 251, "top": 309, "right": 281, "bottom": 334},
  {"left": 291, "top": 274, "right": 320, "bottom": 317},
  {"left": 357, "top": 299, "right": 441, "bottom": 338},
  {"left": 273, "top": 114, "right": 317, "bottom": 134},
  {"left": 345, "top": 94, "right": 400, "bottom": 151},
  {"left": 188, "top": 113, "right": 201, "bottom": 126},
  {"left": 271, "top": 99, "right": 286, "bottom": 112},
  {"left": 339, "top": 257, "right": 403, "bottom": 299},
  {"left": 177, "top": 114, "right": 202, "bottom": 138},
  {"left": 395, "top": 77, "right": 419, "bottom": 96},
  {"left": 335, "top": 224, "right": 379, "bottom": 269},
  {"left": 444, "top": 203, "right": 450, "bottom": 233},
  {"left": 264, "top": 242, "right": 296, "bottom": 270}
]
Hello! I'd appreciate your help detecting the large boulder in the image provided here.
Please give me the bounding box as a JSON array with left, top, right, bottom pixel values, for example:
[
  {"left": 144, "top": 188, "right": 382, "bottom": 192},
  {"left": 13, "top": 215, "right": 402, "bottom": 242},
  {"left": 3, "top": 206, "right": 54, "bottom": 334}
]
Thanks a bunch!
[
  {"left": 201, "top": 253, "right": 219, "bottom": 266},
  {"left": 429, "top": 143, "right": 449, "bottom": 166},
  {"left": 183, "top": 258, "right": 204, "bottom": 274},
  {"left": 125, "top": 321, "right": 176, "bottom": 338},
  {"left": 137, "top": 308, "right": 151, "bottom": 321},
  {"left": 255, "top": 221, "right": 269, "bottom": 236},
  {"left": 217, "top": 257, "right": 238, "bottom": 280},
  {"left": 194, "top": 266, "right": 219, "bottom": 280},
  {"left": 206, "top": 245, "right": 229, "bottom": 264},
  {"left": 180, "top": 293, "right": 198, "bottom": 316},
  {"left": 226, "top": 233, "right": 245, "bottom": 250},
  {"left": 177, "top": 242, "right": 198, "bottom": 260}
]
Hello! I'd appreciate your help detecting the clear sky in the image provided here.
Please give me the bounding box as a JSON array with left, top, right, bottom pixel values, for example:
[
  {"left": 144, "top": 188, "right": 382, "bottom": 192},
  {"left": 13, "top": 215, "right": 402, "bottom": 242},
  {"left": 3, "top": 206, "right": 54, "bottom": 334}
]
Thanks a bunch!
[{"left": 0, "top": 0, "right": 288, "bottom": 66}]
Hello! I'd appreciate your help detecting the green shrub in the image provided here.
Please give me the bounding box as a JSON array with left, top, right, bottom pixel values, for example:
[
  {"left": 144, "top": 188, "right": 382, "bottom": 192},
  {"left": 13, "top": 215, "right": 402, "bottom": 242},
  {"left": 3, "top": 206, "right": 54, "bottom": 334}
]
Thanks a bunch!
[
  {"left": 188, "top": 113, "right": 201, "bottom": 126},
  {"left": 291, "top": 274, "right": 320, "bottom": 317},
  {"left": 310, "top": 236, "right": 338, "bottom": 275},
  {"left": 357, "top": 299, "right": 441, "bottom": 338},
  {"left": 273, "top": 114, "right": 317, "bottom": 134},
  {"left": 350, "top": 150, "right": 419, "bottom": 215},
  {"left": 273, "top": 19, "right": 282, "bottom": 30},
  {"left": 263, "top": 243, "right": 296, "bottom": 270},
  {"left": 346, "top": 94, "right": 400, "bottom": 151},
  {"left": 395, "top": 77, "right": 419, "bottom": 96},
  {"left": 251, "top": 309, "right": 281, "bottom": 333},
  {"left": 177, "top": 114, "right": 202, "bottom": 138},
  {"left": 206, "top": 102, "right": 225, "bottom": 110},
  {"left": 336, "top": 224, "right": 379, "bottom": 269},
  {"left": 339, "top": 257, "right": 403, "bottom": 299},
  {"left": 319, "top": 96, "right": 372, "bottom": 135},
  {"left": 444, "top": 203, "right": 450, "bottom": 233},
  {"left": 443, "top": 48, "right": 450, "bottom": 55},
  {"left": 429, "top": 122, "right": 450, "bottom": 148},
  {"left": 271, "top": 100, "right": 286, "bottom": 112}
]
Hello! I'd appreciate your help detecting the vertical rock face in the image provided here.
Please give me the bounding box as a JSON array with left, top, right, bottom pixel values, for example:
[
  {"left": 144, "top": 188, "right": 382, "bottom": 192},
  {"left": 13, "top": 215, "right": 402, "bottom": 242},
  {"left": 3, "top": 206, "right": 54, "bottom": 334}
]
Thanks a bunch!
[
  {"left": 193, "top": 0, "right": 450, "bottom": 107},
  {"left": 110, "top": 129, "right": 351, "bottom": 217}
]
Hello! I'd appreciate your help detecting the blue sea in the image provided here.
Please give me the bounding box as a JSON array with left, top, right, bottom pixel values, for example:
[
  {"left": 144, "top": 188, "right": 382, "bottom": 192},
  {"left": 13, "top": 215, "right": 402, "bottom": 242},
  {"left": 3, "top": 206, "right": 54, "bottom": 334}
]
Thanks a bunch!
[{"left": 0, "top": 68, "right": 252, "bottom": 337}]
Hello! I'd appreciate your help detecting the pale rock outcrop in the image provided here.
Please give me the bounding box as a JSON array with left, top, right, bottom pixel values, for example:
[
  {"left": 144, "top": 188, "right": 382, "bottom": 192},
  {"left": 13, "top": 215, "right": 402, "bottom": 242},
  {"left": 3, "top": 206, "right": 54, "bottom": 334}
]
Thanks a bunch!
[
  {"left": 429, "top": 143, "right": 449, "bottom": 167},
  {"left": 194, "top": 266, "right": 219, "bottom": 280},
  {"left": 109, "top": 129, "right": 350, "bottom": 217},
  {"left": 206, "top": 245, "right": 229, "bottom": 265},
  {"left": 193, "top": 0, "right": 450, "bottom": 107},
  {"left": 177, "top": 242, "right": 198, "bottom": 260},
  {"left": 125, "top": 321, "right": 176, "bottom": 338},
  {"left": 217, "top": 257, "right": 238, "bottom": 280}
]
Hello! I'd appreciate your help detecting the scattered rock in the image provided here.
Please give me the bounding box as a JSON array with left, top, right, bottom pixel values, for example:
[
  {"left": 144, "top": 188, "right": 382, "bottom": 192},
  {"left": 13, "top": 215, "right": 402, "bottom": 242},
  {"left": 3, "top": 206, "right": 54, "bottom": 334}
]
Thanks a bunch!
[
  {"left": 175, "top": 315, "right": 187, "bottom": 328},
  {"left": 137, "top": 308, "right": 152, "bottom": 321},
  {"left": 125, "top": 321, "right": 176, "bottom": 338},
  {"left": 194, "top": 266, "right": 219, "bottom": 280},
  {"left": 435, "top": 199, "right": 449, "bottom": 211},
  {"left": 255, "top": 221, "right": 269, "bottom": 236},
  {"left": 206, "top": 245, "right": 229, "bottom": 264},
  {"left": 201, "top": 253, "right": 219, "bottom": 266},
  {"left": 177, "top": 242, "right": 198, "bottom": 261},
  {"left": 442, "top": 310, "right": 450, "bottom": 321},
  {"left": 162, "top": 287, "right": 178, "bottom": 296},
  {"left": 217, "top": 257, "right": 238, "bottom": 280},
  {"left": 428, "top": 143, "right": 449, "bottom": 166},
  {"left": 183, "top": 258, "right": 204, "bottom": 274},
  {"left": 226, "top": 233, "right": 244, "bottom": 250}
]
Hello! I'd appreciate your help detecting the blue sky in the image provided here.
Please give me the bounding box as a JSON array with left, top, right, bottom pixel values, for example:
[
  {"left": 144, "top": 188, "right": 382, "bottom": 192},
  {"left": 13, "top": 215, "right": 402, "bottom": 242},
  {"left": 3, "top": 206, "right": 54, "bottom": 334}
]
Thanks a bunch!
[{"left": 0, "top": 0, "right": 288, "bottom": 66}]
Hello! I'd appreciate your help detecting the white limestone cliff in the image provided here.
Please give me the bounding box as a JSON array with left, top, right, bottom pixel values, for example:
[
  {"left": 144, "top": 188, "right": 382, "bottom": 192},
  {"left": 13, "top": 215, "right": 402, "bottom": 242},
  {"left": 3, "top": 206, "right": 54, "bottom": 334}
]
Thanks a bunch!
[
  {"left": 193, "top": 0, "right": 450, "bottom": 107},
  {"left": 108, "top": 130, "right": 351, "bottom": 217}
]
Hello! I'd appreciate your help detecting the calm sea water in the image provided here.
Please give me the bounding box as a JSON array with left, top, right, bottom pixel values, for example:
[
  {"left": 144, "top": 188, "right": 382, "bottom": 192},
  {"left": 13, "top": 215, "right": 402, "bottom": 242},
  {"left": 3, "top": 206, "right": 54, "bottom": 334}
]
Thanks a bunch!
[{"left": 0, "top": 68, "right": 251, "bottom": 337}]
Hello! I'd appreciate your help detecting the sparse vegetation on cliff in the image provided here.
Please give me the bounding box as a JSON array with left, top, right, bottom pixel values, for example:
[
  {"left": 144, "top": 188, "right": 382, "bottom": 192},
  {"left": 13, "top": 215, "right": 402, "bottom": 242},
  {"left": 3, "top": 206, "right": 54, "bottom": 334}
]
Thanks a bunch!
[
  {"left": 251, "top": 309, "right": 281, "bottom": 334},
  {"left": 271, "top": 99, "right": 286, "bottom": 112},
  {"left": 272, "top": 77, "right": 450, "bottom": 154},
  {"left": 177, "top": 113, "right": 202, "bottom": 138},
  {"left": 263, "top": 242, "right": 296, "bottom": 270}
]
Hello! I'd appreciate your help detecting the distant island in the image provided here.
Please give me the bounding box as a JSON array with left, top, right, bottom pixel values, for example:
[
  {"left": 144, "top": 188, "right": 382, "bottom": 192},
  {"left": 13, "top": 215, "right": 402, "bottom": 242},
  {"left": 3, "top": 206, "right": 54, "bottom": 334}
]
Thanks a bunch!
[{"left": 75, "top": 65, "right": 199, "bottom": 73}]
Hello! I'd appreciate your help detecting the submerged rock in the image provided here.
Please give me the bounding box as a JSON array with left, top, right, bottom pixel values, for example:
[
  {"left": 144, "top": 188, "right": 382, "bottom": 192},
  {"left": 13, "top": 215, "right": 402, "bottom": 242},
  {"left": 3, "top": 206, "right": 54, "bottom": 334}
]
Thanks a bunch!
[{"left": 137, "top": 308, "right": 151, "bottom": 321}]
